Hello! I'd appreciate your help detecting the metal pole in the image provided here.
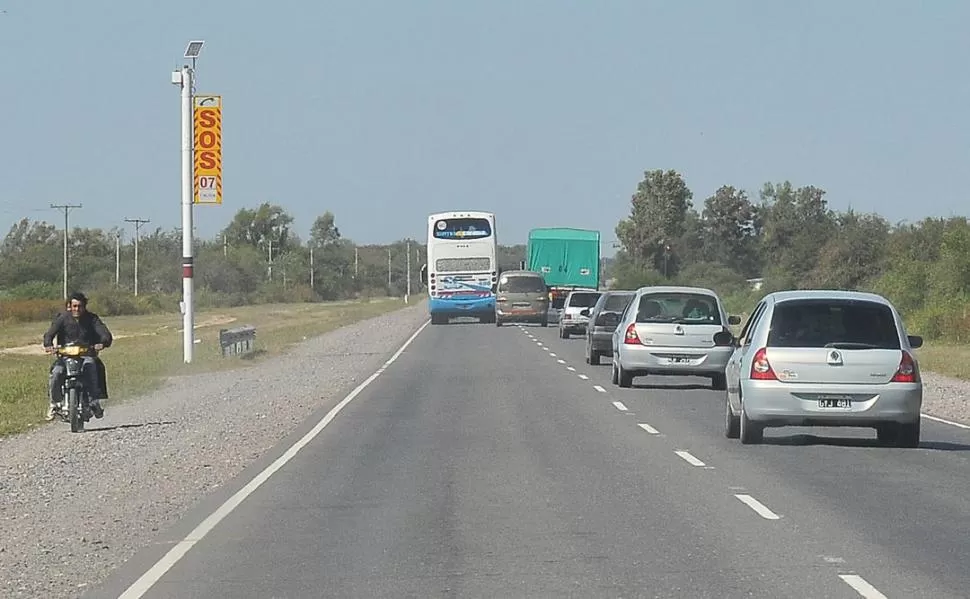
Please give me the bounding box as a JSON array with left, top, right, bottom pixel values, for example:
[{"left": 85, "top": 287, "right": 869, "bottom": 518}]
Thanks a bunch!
[
  {"left": 179, "top": 65, "right": 195, "bottom": 363},
  {"left": 387, "top": 248, "right": 392, "bottom": 293},
  {"left": 354, "top": 247, "right": 359, "bottom": 278},
  {"left": 50, "top": 203, "right": 81, "bottom": 299},
  {"left": 405, "top": 239, "right": 411, "bottom": 304},
  {"left": 115, "top": 233, "right": 120, "bottom": 286}
]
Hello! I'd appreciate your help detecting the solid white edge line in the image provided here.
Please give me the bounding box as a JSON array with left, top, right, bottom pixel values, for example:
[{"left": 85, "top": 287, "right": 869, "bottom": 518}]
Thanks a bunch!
[
  {"left": 838, "top": 574, "right": 889, "bottom": 599},
  {"left": 117, "top": 319, "right": 432, "bottom": 599},
  {"left": 674, "top": 450, "right": 706, "bottom": 467},
  {"left": 734, "top": 494, "right": 781, "bottom": 520},
  {"left": 612, "top": 401, "right": 627, "bottom": 411},
  {"left": 922, "top": 413, "right": 970, "bottom": 430},
  {"left": 638, "top": 423, "right": 659, "bottom": 434},
  {"left": 593, "top": 385, "right": 607, "bottom": 393}
]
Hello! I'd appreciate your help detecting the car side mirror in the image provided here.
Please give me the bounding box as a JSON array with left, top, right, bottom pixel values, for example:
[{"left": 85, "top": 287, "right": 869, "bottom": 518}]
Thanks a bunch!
[
  {"left": 713, "top": 331, "right": 735, "bottom": 347},
  {"left": 580, "top": 308, "right": 590, "bottom": 317},
  {"left": 908, "top": 335, "right": 923, "bottom": 349},
  {"left": 728, "top": 315, "right": 741, "bottom": 325},
  {"left": 419, "top": 264, "right": 428, "bottom": 285}
]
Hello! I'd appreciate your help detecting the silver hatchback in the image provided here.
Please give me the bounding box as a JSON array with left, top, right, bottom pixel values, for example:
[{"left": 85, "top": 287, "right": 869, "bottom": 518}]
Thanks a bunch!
[
  {"left": 610, "top": 286, "right": 741, "bottom": 389},
  {"left": 719, "top": 290, "right": 924, "bottom": 447}
]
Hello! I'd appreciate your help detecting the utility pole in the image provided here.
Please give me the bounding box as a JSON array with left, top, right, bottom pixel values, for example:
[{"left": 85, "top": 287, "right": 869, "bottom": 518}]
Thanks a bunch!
[
  {"left": 223, "top": 234, "right": 227, "bottom": 257},
  {"left": 267, "top": 238, "right": 274, "bottom": 281},
  {"left": 50, "top": 203, "right": 82, "bottom": 299},
  {"left": 405, "top": 239, "right": 411, "bottom": 304},
  {"left": 309, "top": 246, "right": 314, "bottom": 292},
  {"left": 354, "top": 246, "right": 359, "bottom": 279},
  {"left": 115, "top": 232, "right": 121, "bottom": 287},
  {"left": 387, "top": 247, "right": 392, "bottom": 293},
  {"left": 125, "top": 218, "right": 150, "bottom": 295}
]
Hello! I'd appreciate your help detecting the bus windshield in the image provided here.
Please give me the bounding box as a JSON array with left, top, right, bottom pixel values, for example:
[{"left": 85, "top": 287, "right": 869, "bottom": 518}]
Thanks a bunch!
[{"left": 433, "top": 217, "right": 492, "bottom": 240}]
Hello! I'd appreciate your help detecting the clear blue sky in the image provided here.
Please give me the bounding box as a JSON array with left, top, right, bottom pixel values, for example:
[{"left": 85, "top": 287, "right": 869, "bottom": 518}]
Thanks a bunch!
[{"left": 2, "top": 0, "right": 968, "bottom": 255}]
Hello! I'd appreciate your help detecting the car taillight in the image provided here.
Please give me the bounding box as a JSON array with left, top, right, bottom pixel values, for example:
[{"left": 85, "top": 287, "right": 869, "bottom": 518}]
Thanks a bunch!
[
  {"left": 623, "top": 323, "right": 640, "bottom": 345},
  {"left": 750, "top": 347, "right": 777, "bottom": 380},
  {"left": 891, "top": 351, "right": 919, "bottom": 383}
]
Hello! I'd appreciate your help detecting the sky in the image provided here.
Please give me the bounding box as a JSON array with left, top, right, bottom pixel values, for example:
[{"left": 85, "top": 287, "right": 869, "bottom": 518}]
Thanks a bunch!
[{"left": 2, "top": 0, "right": 969, "bottom": 256}]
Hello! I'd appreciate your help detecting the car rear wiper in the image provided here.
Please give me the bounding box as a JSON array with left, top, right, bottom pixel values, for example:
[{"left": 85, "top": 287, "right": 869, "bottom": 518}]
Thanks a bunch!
[{"left": 823, "top": 342, "right": 883, "bottom": 350}]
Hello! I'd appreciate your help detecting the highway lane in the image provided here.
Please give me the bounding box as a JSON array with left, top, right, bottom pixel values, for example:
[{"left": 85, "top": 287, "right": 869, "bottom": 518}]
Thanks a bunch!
[
  {"left": 529, "top": 323, "right": 970, "bottom": 598},
  {"left": 90, "top": 318, "right": 889, "bottom": 598}
]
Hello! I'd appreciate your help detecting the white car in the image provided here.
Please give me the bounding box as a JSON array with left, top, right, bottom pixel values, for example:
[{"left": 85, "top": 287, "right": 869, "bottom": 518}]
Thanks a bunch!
[
  {"left": 720, "top": 289, "right": 923, "bottom": 447},
  {"left": 610, "top": 285, "right": 741, "bottom": 389},
  {"left": 559, "top": 289, "right": 602, "bottom": 339}
]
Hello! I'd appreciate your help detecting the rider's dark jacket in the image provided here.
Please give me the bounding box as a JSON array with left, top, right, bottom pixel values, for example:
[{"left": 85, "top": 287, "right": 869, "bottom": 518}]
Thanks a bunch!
[{"left": 43, "top": 310, "right": 113, "bottom": 349}]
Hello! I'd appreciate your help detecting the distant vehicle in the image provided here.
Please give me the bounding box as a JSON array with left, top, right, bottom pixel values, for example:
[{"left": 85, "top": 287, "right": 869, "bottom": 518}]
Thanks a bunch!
[
  {"left": 494, "top": 270, "right": 549, "bottom": 327},
  {"left": 525, "top": 227, "right": 600, "bottom": 321},
  {"left": 719, "top": 289, "right": 923, "bottom": 447},
  {"left": 559, "top": 289, "right": 602, "bottom": 339},
  {"left": 583, "top": 290, "right": 636, "bottom": 365},
  {"left": 610, "top": 285, "right": 741, "bottom": 389},
  {"left": 419, "top": 211, "right": 498, "bottom": 325}
]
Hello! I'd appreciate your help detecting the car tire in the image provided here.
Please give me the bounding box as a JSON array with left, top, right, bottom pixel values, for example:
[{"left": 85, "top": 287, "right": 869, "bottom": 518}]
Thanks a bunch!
[
  {"left": 895, "top": 419, "right": 921, "bottom": 448},
  {"left": 617, "top": 363, "right": 633, "bottom": 388},
  {"left": 739, "top": 404, "right": 763, "bottom": 444},
  {"left": 724, "top": 394, "right": 740, "bottom": 439},
  {"left": 589, "top": 346, "right": 600, "bottom": 366},
  {"left": 611, "top": 359, "right": 619, "bottom": 385},
  {"left": 711, "top": 373, "right": 727, "bottom": 391}
]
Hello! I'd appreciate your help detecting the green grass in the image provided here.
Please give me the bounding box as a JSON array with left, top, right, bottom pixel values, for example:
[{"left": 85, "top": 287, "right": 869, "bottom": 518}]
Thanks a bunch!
[
  {"left": 0, "top": 298, "right": 408, "bottom": 437},
  {"left": 914, "top": 344, "right": 970, "bottom": 381}
]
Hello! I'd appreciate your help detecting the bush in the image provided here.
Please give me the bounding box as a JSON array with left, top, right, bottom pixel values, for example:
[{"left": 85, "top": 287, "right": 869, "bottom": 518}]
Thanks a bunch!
[{"left": 0, "top": 298, "right": 64, "bottom": 323}]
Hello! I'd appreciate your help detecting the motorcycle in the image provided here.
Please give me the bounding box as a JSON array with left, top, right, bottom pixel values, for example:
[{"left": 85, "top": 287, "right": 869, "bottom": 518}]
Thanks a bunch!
[{"left": 51, "top": 343, "right": 100, "bottom": 432}]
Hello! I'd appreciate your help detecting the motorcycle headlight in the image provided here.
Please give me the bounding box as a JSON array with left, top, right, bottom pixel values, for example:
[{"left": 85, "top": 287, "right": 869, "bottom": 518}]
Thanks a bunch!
[{"left": 64, "top": 358, "right": 83, "bottom": 376}]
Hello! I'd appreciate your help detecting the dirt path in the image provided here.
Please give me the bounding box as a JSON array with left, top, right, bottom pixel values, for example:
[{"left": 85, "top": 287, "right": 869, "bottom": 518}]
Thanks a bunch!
[{"left": 0, "top": 315, "right": 237, "bottom": 356}]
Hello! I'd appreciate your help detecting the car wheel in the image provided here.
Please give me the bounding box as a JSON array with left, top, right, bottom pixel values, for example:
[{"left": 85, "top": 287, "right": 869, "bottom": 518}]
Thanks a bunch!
[
  {"left": 895, "top": 419, "right": 920, "bottom": 448},
  {"left": 611, "top": 359, "right": 619, "bottom": 385},
  {"left": 618, "top": 363, "right": 633, "bottom": 388},
  {"left": 739, "top": 404, "right": 763, "bottom": 444},
  {"left": 712, "top": 373, "right": 727, "bottom": 391},
  {"left": 724, "top": 394, "right": 740, "bottom": 439},
  {"left": 589, "top": 349, "right": 600, "bottom": 366}
]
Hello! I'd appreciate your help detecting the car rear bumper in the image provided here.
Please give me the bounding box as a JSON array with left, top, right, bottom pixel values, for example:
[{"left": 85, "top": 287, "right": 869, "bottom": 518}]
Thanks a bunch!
[
  {"left": 617, "top": 344, "right": 732, "bottom": 376},
  {"left": 496, "top": 307, "right": 546, "bottom": 323},
  {"left": 740, "top": 381, "right": 923, "bottom": 426},
  {"left": 590, "top": 329, "right": 614, "bottom": 351}
]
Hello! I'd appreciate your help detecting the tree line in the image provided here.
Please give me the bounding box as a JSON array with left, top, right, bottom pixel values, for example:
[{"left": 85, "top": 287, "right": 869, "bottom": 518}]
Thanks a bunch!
[
  {"left": 0, "top": 203, "right": 425, "bottom": 322},
  {"left": 608, "top": 168, "right": 969, "bottom": 342}
]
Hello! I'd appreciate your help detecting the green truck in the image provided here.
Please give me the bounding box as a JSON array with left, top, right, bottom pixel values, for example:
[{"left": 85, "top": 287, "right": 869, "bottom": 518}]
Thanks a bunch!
[{"left": 526, "top": 228, "right": 601, "bottom": 301}]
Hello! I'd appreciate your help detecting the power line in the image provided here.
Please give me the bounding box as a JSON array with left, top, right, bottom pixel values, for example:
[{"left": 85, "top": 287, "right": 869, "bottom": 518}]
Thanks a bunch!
[
  {"left": 50, "top": 203, "right": 82, "bottom": 299},
  {"left": 125, "top": 217, "right": 150, "bottom": 295}
]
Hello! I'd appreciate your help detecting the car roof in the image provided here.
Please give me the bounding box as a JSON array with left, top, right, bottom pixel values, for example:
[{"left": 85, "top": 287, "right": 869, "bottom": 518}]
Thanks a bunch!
[
  {"left": 765, "top": 289, "right": 892, "bottom": 306},
  {"left": 635, "top": 285, "right": 720, "bottom": 296},
  {"left": 499, "top": 270, "right": 543, "bottom": 277}
]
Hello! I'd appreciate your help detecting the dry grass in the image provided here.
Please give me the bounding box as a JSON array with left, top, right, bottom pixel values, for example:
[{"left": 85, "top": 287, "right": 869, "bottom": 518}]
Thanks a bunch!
[
  {"left": 0, "top": 298, "right": 406, "bottom": 437},
  {"left": 914, "top": 344, "right": 970, "bottom": 381}
]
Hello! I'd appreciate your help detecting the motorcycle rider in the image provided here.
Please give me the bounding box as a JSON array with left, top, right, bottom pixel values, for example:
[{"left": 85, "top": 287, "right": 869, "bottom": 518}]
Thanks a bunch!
[{"left": 42, "top": 291, "right": 113, "bottom": 421}]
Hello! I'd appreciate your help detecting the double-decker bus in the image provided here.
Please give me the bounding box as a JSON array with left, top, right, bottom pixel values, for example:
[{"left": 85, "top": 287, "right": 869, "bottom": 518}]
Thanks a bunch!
[{"left": 419, "top": 211, "right": 498, "bottom": 325}]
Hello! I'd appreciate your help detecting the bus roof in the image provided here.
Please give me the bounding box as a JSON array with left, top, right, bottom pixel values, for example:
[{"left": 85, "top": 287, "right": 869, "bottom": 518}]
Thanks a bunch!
[{"left": 428, "top": 211, "right": 495, "bottom": 221}]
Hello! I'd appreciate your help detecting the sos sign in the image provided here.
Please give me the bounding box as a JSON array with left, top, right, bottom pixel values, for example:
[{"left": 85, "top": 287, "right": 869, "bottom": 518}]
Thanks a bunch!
[{"left": 193, "top": 95, "right": 222, "bottom": 205}]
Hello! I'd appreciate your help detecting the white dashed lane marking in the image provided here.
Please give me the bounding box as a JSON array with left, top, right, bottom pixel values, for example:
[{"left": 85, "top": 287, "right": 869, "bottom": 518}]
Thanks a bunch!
[
  {"left": 557, "top": 359, "right": 566, "bottom": 364},
  {"left": 612, "top": 401, "right": 628, "bottom": 411},
  {"left": 593, "top": 385, "right": 607, "bottom": 393},
  {"left": 838, "top": 574, "right": 888, "bottom": 599},
  {"left": 674, "top": 450, "right": 706, "bottom": 467},
  {"left": 578, "top": 374, "right": 589, "bottom": 380},
  {"left": 638, "top": 423, "right": 660, "bottom": 434},
  {"left": 734, "top": 494, "right": 781, "bottom": 520}
]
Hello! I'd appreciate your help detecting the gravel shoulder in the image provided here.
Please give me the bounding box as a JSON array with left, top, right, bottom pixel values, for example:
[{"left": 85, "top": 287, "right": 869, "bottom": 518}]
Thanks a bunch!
[
  {"left": 921, "top": 371, "right": 970, "bottom": 426},
  {"left": 0, "top": 302, "right": 430, "bottom": 599}
]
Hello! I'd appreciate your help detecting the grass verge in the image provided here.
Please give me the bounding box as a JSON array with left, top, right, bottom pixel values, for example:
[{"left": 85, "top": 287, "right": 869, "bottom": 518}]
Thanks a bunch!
[
  {"left": 914, "top": 345, "right": 970, "bottom": 381},
  {"left": 0, "top": 298, "right": 408, "bottom": 437}
]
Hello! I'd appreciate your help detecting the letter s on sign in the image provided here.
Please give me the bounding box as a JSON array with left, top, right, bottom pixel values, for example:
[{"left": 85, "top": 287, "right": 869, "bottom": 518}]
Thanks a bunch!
[
  {"left": 198, "top": 108, "right": 217, "bottom": 128},
  {"left": 199, "top": 151, "right": 217, "bottom": 170}
]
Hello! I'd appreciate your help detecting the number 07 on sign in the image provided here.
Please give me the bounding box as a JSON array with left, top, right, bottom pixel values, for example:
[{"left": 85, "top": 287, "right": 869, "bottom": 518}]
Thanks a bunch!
[{"left": 193, "top": 95, "right": 222, "bottom": 205}]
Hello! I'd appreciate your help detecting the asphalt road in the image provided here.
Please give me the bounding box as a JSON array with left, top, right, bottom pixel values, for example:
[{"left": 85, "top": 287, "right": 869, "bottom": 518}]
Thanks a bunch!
[{"left": 90, "top": 318, "right": 970, "bottom": 598}]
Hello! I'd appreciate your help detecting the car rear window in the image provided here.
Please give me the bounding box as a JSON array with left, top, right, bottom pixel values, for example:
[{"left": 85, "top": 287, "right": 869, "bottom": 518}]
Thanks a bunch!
[
  {"left": 567, "top": 292, "right": 601, "bottom": 308},
  {"left": 767, "top": 299, "right": 901, "bottom": 349},
  {"left": 499, "top": 275, "right": 546, "bottom": 294},
  {"left": 603, "top": 293, "right": 634, "bottom": 312},
  {"left": 636, "top": 292, "right": 722, "bottom": 325}
]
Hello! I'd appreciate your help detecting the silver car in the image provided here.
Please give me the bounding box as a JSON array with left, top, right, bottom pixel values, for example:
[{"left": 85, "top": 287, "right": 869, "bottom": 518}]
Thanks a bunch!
[
  {"left": 719, "top": 289, "right": 923, "bottom": 447},
  {"left": 583, "top": 290, "right": 635, "bottom": 365},
  {"left": 610, "top": 286, "right": 741, "bottom": 389}
]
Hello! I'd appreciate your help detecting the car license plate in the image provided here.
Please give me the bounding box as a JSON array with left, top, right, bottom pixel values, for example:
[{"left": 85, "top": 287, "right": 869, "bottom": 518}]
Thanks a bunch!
[
  {"left": 818, "top": 396, "right": 851, "bottom": 408},
  {"left": 668, "top": 356, "right": 692, "bottom": 364}
]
